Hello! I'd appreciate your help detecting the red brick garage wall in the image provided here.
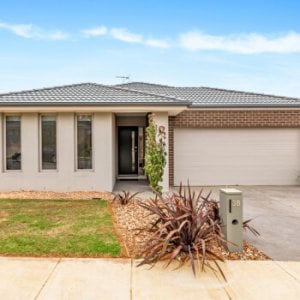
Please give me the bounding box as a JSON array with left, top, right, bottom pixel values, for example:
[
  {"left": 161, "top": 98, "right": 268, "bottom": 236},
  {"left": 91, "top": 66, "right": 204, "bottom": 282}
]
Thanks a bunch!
[{"left": 168, "top": 109, "right": 300, "bottom": 186}]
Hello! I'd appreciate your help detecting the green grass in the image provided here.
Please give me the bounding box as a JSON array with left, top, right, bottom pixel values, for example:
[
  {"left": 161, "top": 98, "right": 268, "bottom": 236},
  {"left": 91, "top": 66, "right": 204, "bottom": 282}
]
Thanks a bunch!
[{"left": 0, "top": 199, "right": 121, "bottom": 256}]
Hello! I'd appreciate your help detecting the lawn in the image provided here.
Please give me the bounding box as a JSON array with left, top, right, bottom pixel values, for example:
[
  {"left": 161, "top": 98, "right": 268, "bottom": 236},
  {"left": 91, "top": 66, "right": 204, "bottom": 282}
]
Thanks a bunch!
[{"left": 0, "top": 199, "right": 121, "bottom": 256}]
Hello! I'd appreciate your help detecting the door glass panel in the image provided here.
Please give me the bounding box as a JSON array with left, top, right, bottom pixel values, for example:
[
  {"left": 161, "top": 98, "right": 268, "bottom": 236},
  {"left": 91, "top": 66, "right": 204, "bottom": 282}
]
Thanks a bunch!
[
  {"left": 138, "top": 127, "right": 144, "bottom": 175},
  {"left": 118, "top": 127, "right": 138, "bottom": 175},
  {"left": 131, "top": 130, "right": 136, "bottom": 172}
]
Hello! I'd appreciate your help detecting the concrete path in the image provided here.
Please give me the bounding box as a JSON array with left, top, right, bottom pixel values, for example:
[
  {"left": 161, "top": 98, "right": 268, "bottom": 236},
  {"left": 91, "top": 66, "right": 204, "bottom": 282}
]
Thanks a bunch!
[
  {"left": 113, "top": 180, "right": 154, "bottom": 199},
  {"left": 241, "top": 186, "right": 300, "bottom": 261},
  {"left": 0, "top": 257, "right": 299, "bottom": 300},
  {"left": 205, "top": 185, "right": 300, "bottom": 261}
]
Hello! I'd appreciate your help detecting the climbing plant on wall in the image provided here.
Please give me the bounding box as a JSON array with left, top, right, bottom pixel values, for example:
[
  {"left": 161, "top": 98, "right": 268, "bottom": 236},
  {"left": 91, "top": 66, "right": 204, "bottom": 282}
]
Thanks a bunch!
[{"left": 144, "top": 114, "right": 167, "bottom": 194}]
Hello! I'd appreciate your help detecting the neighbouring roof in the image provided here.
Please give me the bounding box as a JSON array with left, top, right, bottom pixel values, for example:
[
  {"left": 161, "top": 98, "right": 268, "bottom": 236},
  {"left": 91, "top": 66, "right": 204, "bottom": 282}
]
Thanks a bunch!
[
  {"left": 0, "top": 81, "right": 300, "bottom": 108},
  {"left": 0, "top": 83, "right": 189, "bottom": 106},
  {"left": 116, "top": 82, "right": 300, "bottom": 108}
]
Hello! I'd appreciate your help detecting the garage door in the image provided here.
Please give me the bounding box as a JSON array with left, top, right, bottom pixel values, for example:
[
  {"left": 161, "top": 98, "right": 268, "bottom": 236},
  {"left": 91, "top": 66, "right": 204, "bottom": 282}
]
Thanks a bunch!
[{"left": 174, "top": 128, "right": 300, "bottom": 186}]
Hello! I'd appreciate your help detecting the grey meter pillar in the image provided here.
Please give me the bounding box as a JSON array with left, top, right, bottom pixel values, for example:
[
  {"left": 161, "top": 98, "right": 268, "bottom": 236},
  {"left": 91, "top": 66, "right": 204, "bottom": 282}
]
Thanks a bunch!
[{"left": 219, "top": 188, "right": 243, "bottom": 253}]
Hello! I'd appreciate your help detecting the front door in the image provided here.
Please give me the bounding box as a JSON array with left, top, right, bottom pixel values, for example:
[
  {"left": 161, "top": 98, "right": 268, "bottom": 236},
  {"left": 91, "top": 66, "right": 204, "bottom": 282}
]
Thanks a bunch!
[{"left": 118, "top": 127, "right": 139, "bottom": 175}]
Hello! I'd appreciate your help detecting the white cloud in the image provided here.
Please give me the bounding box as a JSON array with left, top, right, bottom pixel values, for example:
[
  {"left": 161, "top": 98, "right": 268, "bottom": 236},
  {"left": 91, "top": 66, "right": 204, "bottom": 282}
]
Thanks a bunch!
[
  {"left": 179, "top": 31, "right": 300, "bottom": 54},
  {"left": 145, "top": 38, "right": 170, "bottom": 49},
  {"left": 81, "top": 26, "right": 107, "bottom": 37},
  {"left": 82, "top": 26, "right": 170, "bottom": 49},
  {"left": 4, "top": 21, "right": 299, "bottom": 54},
  {"left": 47, "top": 31, "right": 69, "bottom": 41},
  {"left": 0, "top": 22, "right": 33, "bottom": 38},
  {"left": 0, "top": 22, "right": 68, "bottom": 40},
  {"left": 109, "top": 28, "right": 171, "bottom": 48},
  {"left": 110, "top": 27, "right": 143, "bottom": 43}
]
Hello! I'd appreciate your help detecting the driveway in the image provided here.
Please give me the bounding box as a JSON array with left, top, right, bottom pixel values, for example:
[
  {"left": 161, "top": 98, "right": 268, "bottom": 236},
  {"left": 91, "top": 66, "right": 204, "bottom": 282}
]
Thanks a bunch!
[{"left": 200, "top": 185, "right": 300, "bottom": 261}]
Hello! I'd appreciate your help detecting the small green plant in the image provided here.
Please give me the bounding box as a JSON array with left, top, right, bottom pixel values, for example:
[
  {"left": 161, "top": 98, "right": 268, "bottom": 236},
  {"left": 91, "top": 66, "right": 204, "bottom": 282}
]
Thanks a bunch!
[
  {"left": 113, "top": 191, "right": 140, "bottom": 205},
  {"left": 144, "top": 114, "right": 167, "bottom": 194}
]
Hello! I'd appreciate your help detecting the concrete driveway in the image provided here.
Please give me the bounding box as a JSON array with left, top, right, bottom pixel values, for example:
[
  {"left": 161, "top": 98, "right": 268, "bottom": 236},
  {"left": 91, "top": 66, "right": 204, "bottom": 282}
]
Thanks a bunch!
[{"left": 203, "top": 185, "right": 300, "bottom": 261}]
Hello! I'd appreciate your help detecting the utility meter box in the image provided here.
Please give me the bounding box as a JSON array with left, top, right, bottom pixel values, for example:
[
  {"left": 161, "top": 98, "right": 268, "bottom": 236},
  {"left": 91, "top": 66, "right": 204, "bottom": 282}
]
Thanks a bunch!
[{"left": 219, "top": 188, "right": 243, "bottom": 253}]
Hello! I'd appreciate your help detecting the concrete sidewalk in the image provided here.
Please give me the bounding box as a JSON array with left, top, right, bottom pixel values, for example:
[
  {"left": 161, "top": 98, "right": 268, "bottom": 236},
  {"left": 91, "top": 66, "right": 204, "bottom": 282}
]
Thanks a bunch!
[{"left": 0, "top": 257, "right": 299, "bottom": 300}]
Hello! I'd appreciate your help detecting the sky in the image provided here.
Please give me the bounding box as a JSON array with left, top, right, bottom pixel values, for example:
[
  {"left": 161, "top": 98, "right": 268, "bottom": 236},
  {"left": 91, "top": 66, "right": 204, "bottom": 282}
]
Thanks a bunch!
[{"left": 0, "top": 0, "right": 300, "bottom": 97}]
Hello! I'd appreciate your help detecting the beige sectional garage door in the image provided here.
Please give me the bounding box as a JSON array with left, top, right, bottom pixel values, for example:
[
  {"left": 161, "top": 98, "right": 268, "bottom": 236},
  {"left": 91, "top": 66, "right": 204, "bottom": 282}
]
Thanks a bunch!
[{"left": 174, "top": 128, "right": 300, "bottom": 186}]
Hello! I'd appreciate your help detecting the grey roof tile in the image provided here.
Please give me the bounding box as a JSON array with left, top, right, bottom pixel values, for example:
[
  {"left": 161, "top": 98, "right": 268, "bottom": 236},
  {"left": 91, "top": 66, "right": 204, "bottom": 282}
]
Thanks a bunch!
[
  {"left": 116, "top": 82, "right": 300, "bottom": 107},
  {"left": 0, "top": 83, "right": 188, "bottom": 106},
  {"left": 1, "top": 81, "right": 300, "bottom": 108}
]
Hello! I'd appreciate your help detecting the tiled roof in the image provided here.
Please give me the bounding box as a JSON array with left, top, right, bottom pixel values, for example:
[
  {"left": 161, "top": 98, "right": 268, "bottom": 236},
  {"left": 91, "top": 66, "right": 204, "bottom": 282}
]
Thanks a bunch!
[
  {"left": 1, "top": 81, "right": 299, "bottom": 108},
  {"left": 0, "top": 83, "right": 188, "bottom": 106},
  {"left": 116, "top": 82, "right": 300, "bottom": 107}
]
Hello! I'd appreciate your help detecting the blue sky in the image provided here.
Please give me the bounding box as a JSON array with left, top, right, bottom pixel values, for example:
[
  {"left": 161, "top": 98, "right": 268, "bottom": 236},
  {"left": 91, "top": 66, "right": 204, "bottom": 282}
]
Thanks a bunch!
[{"left": 1, "top": 0, "right": 300, "bottom": 97}]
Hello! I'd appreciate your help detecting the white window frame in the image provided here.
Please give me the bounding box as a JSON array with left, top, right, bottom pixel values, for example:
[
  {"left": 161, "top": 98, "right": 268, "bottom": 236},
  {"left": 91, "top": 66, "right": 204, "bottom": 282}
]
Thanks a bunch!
[
  {"left": 3, "top": 114, "right": 22, "bottom": 172},
  {"left": 39, "top": 114, "right": 58, "bottom": 172},
  {"left": 75, "top": 113, "right": 94, "bottom": 172}
]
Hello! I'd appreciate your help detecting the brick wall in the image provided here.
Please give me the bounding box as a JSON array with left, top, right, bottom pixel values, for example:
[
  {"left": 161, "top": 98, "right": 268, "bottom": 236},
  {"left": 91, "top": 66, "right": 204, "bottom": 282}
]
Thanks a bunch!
[{"left": 169, "top": 109, "right": 300, "bottom": 186}]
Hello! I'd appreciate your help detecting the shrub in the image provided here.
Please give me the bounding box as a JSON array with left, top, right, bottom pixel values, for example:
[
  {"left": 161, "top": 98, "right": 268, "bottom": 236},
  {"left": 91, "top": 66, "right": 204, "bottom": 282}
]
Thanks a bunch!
[
  {"left": 113, "top": 191, "right": 140, "bottom": 205},
  {"left": 137, "top": 184, "right": 259, "bottom": 276},
  {"left": 137, "top": 184, "right": 225, "bottom": 277},
  {"left": 144, "top": 114, "right": 167, "bottom": 194}
]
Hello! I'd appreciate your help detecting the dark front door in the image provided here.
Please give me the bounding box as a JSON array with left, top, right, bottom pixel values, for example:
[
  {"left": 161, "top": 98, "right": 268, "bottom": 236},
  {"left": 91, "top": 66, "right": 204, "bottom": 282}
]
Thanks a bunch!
[{"left": 118, "top": 127, "right": 138, "bottom": 175}]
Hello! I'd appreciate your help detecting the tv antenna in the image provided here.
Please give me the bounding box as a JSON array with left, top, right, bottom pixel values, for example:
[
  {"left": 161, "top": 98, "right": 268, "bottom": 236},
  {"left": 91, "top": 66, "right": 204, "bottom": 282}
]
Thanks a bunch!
[{"left": 116, "top": 75, "right": 130, "bottom": 83}]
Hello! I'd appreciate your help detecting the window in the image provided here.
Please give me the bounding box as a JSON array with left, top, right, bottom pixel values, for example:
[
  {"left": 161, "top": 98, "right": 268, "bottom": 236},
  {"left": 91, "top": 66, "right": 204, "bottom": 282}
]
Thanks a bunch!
[
  {"left": 5, "top": 116, "right": 21, "bottom": 170},
  {"left": 41, "top": 115, "right": 57, "bottom": 170},
  {"left": 77, "top": 115, "right": 92, "bottom": 169}
]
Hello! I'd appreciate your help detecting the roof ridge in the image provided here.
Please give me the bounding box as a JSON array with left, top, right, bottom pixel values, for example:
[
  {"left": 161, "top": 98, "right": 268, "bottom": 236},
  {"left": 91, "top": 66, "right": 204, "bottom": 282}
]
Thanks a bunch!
[
  {"left": 0, "top": 82, "right": 96, "bottom": 97},
  {"left": 113, "top": 85, "right": 190, "bottom": 103},
  {"left": 200, "top": 86, "right": 300, "bottom": 102},
  {"left": 85, "top": 83, "right": 189, "bottom": 104},
  {"left": 118, "top": 82, "right": 300, "bottom": 102},
  {"left": 116, "top": 81, "right": 175, "bottom": 88}
]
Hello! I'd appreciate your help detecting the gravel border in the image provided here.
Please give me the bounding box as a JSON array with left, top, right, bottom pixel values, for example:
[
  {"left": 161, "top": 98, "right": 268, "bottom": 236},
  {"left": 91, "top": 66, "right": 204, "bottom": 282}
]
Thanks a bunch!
[{"left": 111, "top": 200, "right": 269, "bottom": 260}]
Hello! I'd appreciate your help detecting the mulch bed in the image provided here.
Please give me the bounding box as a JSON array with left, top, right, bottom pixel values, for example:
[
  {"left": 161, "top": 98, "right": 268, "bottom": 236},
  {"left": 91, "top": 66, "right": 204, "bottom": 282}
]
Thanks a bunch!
[
  {"left": 0, "top": 191, "right": 112, "bottom": 200},
  {"left": 111, "top": 200, "right": 269, "bottom": 260}
]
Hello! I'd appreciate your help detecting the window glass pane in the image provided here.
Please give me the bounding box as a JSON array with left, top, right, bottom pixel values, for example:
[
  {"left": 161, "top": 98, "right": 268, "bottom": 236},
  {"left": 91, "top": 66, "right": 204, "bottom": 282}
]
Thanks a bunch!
[
  {"left": 6, "top": 116, "right": 21, "bottom": 170},
  {"left": 41, "top": 115, "right": 57, "bottom": 170},
  {"left": 77, "top": 115, "right": 92, "bottom": 169}
]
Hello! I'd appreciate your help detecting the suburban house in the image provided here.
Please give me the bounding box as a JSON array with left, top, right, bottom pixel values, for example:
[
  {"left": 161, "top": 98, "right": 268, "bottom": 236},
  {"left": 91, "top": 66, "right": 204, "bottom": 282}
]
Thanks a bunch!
[{"left": 0, "top": 82, "right": 300, "bottom": 192}]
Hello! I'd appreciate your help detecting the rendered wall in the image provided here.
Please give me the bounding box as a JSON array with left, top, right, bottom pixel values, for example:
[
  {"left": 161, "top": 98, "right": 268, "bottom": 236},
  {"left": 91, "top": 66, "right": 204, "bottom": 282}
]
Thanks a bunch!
[{"left": 0, "top": 112, "right": 115, "bottom": 192}]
